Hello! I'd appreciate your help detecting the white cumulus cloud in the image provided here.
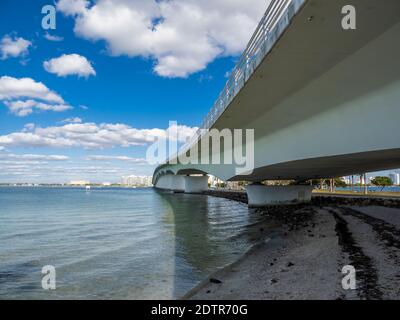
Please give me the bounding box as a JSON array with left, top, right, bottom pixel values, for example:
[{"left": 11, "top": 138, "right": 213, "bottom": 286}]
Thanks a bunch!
[
  {"left": 0, "top": 76, "right": 72, "bottom": 116},
  {"left": 44, "top": 32, "right": 64, "bottom": 42},
  {"left": 57, "top": 0, "right": 89, "bottom": 16},
  {"left": 3, "top": 100, "right": 36, "bottom": 116},
  {"left": 43, "top": 53, "right": 96, "bottom": 77},
  {"left": 0, "top": 76, "right": 64, "bottom": 103},
  {"left": 0, "top": 34, "right": 31, "bottom": 60},
  {"left": 86, "top": 155, "right": 148, "bottom": 163},
  {"left": 0, "top": 153, "right": 69, "bottom": 161},
  {"left": 0, "top": 122, "right": 197, "bottom": 149},
  {"left": 56, "top": 0, "right": 269, "bottom": 77},
  {"left": 4, "top": 100, "right": 72, "bottom": 116},
  {"left": 61, "top": 117, "right": 82, "bottom": 123}
]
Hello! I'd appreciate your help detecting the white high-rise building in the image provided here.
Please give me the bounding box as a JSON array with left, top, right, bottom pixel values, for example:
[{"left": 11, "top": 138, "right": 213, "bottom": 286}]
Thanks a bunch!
[
  {"left": 121, "top": 175, "right": 153, "bottom": 187},
  {"left": 389, "top": 173, "right": 400, "bottom": 185}
]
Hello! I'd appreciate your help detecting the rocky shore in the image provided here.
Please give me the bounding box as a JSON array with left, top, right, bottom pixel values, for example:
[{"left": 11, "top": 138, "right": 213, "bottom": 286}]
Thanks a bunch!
[{"left": 184, "top": 192, "right": 400, "bottom": 300}]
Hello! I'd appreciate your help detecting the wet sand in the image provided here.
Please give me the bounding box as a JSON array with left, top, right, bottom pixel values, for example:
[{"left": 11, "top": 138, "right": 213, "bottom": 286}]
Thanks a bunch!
[{"left": 184, "top": 194, "right": 400, "bottom": 300}]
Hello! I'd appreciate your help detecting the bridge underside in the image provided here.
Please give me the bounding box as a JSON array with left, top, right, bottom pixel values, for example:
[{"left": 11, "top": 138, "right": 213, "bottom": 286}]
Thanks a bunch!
[
  {"left": 155, "top": 148, "right": 400, "bottom": 182},
  {"left": 233, "top": 149, "right": 400, "bottom": 182},
  {"left": 153, "top": 0, "right": 400, "bottom": 205}
]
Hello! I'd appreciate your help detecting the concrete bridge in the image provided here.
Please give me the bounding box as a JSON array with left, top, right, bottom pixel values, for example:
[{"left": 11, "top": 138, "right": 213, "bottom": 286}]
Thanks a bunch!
[{"left": 153, "top": 0, "right": 400, "bottom": 206}]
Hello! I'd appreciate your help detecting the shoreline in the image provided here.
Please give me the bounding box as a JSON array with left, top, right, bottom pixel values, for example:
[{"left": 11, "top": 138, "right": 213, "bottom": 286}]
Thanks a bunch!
[{"left": 183, "top": 192, "right": 400, "bottom": 300}]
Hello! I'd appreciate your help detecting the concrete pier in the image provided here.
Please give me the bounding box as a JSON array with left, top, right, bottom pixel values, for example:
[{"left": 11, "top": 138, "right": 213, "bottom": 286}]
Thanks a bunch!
[
  {"left": 156, "top": 174, "right": 185, "bottom": 192},
  {"left": 184, "top": 176, "right": 209, "bottom": 193},
  {"left": 245, "top": 184, "right": 313, "bottom": 207}
]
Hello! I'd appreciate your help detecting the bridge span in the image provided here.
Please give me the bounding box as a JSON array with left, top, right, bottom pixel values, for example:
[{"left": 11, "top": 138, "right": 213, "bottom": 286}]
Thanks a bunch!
[{"left": 153, "top": 0, "right": 400, "bottom": 206}]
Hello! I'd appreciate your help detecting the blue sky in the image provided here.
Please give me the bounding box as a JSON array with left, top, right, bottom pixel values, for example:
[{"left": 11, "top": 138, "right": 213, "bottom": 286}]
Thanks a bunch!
[{"left": 0, "top": 0, "right": 269, "bottom": 183}]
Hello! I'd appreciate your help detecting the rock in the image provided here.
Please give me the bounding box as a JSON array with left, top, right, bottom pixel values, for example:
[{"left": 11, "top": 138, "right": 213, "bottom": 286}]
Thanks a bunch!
[
  {"left": 270, "top": 278, "right": 278, "bottom": 284},
  {"left": 209, "top": 278, "right": 222, "bottom": 284},
  {"left": 287, "top": 262, "right": 295, "bottom": 267}
]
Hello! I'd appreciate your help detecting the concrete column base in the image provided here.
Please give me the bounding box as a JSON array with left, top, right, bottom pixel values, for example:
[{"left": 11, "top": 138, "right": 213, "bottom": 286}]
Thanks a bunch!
[
  {"left": 156, "top": 174, "right": 185, "bottom": 192},
  {"left": 245, "top": 184, "right": 313, "bottom": 207},
  {"left": 184, "top": 176, "right": 208, "bottom": 193}
]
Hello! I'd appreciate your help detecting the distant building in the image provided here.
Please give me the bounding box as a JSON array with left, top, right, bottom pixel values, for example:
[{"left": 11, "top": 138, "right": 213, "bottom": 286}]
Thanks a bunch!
[
  {"left": 389, "top": 173, "right": 400, "bottom": 185},
  {"left": 208, "top": 175, "right": 244, "bottom": 190},
  {"left": 368, "top": 176, "right": 376, "bottom": 184},
  {"left": 69, "top": 180, "right": 90, "bottom": 186},
  {"left": 342, "top": 176, "right": 351, "bottom": 185},
  {"left": 225, "top": 181, "right": 243, "bottom": 190},
  {"left": 208, "top": 175, "right": 220, "bottom": 187},
  {"left": 121, "top": 175, "right": 153, "bottom": 187}
]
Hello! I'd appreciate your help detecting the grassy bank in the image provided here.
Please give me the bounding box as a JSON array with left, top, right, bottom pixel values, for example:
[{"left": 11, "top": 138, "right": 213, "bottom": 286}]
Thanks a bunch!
[{"left": 314, "top": 189, "right": 400, "bottom": 198}]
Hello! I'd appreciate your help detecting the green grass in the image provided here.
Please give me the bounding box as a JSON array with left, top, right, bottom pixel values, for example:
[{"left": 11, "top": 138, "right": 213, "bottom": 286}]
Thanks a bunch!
[{"left": 313, "top": 189, "right": 400, "bottom": 197}]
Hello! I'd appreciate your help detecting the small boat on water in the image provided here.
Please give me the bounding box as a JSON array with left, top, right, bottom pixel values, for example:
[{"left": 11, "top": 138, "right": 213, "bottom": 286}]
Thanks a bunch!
[{"left": 86, "top": 185, "right": 91, "bottom": 191}]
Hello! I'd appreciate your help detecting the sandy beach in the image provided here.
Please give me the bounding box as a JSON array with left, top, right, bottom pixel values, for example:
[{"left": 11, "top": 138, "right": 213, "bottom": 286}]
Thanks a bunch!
[{"left": 184, "top": 194, "right": 400, "bottom": 300}]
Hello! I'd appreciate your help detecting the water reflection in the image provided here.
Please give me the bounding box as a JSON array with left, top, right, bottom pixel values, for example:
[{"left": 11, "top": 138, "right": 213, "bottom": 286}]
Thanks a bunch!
[{"left": 156, "top": 190, "right": 264, "bottom": 298}]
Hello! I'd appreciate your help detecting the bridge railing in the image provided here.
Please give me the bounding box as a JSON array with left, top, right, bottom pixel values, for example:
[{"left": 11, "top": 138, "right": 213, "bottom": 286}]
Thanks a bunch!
[
  {"left": 169, "top": 0, "right": 305, "bottom": 162},
  {"left": 200, "top": 0, "right": 290, "bottom": 129}
]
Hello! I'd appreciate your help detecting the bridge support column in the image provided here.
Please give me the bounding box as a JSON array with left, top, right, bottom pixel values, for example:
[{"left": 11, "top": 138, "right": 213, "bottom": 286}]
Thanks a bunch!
[
  {"left": 245, "top": 184, "right": 313, "bottom": 207},
  {"left": 156, "top": 174, "right": 172, "bottom": 190},
  {"left": 171, "top": 175, "right": 185, "bottom": 192},
  {"left": 184, "top": 176, "right": 208, "bottom": 193},
  {"left": 156, "top": 174, "right": 185, "bottom": 192}
]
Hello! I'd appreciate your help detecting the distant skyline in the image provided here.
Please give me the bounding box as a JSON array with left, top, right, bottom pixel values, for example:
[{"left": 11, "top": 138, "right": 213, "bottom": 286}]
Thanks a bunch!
[{"left": 0, "top": 0, "right": 398, "bottom": 183}]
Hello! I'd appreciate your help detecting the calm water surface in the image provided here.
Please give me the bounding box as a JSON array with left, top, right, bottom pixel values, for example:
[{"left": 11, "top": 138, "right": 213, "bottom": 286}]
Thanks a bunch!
[{"left": 0, "top": 187, "right": 263, "bottom": 299}]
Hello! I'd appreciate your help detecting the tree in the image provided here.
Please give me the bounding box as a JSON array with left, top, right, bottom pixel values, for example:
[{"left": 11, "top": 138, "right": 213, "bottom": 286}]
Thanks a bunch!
[
  {"left": 322, "top": 178, "right": 347, "bottom": 189},
  {"left": 334, "top": 178, "right": 347, "bottom": 188},
  {"left": 370, "top": 176, "right": 393, "bottom": 191}
]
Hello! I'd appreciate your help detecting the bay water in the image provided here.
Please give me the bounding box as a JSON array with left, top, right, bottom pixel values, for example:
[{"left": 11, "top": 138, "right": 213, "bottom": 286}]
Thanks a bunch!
[{"left": 0, "top": 187, "right": 262, "bottom": 299}]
